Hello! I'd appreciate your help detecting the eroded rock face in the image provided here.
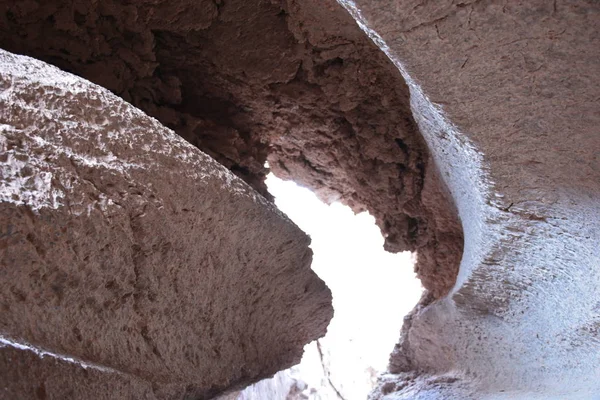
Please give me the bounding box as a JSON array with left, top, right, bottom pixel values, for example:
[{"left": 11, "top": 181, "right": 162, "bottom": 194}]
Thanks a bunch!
[
  {"left": 3, "top": 0, "right": 595, "bottom": 398},
  {"left": 336, "top": 0, "right": 600, "bottom": 398},
  {"left": 0, "top": 0, "right": 464, "bottom": 298},
  {"left": 0, "top": 345, "right": 169, "bottom": 400},
  {"left": 0, "top": 49, "right": 332, "bottom": 398}
]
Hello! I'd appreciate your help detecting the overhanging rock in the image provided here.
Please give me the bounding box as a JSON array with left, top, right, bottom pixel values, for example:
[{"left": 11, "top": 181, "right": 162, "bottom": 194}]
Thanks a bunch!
[
  {"left": 0, "top": 49, "right": 332, "bottom": 397},
  {"left": 0, "top": 0, "right": 465, "bottom": 299},
  {"left": 337, "top": 0, "right": 600, "bottom": 398}
]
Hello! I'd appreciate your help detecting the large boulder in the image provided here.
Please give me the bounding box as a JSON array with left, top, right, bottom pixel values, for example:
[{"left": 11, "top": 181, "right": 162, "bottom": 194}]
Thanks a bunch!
[
  {"left": 0, "top": 49, "right": 332, "bottom": 397},
  {"left": 337, "top": 0, "right": 600, "bottom": 398}
]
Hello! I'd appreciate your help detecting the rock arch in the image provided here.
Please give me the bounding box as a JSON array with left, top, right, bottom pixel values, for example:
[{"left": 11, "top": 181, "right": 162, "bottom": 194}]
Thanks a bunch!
[{"left": 1, "top": 0, "right": 599, "bottom": 398}]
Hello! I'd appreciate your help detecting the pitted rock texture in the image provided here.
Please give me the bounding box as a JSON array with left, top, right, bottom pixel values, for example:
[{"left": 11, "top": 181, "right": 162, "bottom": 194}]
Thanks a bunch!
[
  {"left": 0, "top": 345, "right": 170, "bottom": 400},
  {"left": 0, "top": 49, "right": 332, "bottom": 397},
  {"left": 0, "top": 0, "right": 464, "bottom": 298},
  {"left": 337, "top": 0, "right": 600, "bottom": 398},
  {"left": 0, "top": 344, "right": 236, "bottom": 400}
]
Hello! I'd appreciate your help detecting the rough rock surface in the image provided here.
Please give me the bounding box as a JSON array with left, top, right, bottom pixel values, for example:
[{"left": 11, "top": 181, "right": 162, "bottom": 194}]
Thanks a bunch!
[
  {"left": 2, "top": 0, "right": 597, "bottom": 399},
  {"left": 0, "top": 343, "right": 239, "bottom": 400},
  {"left": 0, "top": 345, "right": 173, "bottom": 400},
  {"left": 0, "top": 49, "right": 332, "bottom": 397},
  {"left": 0, "top": 0, "right": 464, "bottom": 298},
  {"left": 335, "top": 0, "right": 600, "bottom": 398}
]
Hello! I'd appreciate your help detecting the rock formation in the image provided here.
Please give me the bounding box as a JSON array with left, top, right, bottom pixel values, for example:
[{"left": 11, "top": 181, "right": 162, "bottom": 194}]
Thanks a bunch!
[
  {"left": 336, "top": 0, "right": 600, "bottom": 398},
  {"left": 1, "top": 0, "right": 599, "bottom": 398},
  {"left": 0, "top": 0, "right": 464, "bottom": 299},
  {"left": 0, "top": 344, "right": 173, "bottom": 400},
  {"left": 0, "top": 49, "right": 332, "bottom": 398}
]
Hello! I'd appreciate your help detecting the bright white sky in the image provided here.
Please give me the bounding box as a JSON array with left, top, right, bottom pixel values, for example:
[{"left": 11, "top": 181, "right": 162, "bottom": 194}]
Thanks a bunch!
[{"left": 265, "top": 173, "right": 423, "bottom": 399}]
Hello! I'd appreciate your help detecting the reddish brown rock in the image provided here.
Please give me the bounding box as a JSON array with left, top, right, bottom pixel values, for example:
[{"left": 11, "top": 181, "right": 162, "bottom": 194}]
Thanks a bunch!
[
  {"left": 6, "top": 0, "right": 596, "bottom": 398},
  {"left": 0, "top": 49, "right": 332, "bottom": 397},
  {"left": 0, "top": 0, "right": 464, "bottom": 299},
  {"left": 0, "top": 344, "right": 243, "bottom": 400},
  {"left": 0, "top": 345, "right": 159, "bottom": 400}
]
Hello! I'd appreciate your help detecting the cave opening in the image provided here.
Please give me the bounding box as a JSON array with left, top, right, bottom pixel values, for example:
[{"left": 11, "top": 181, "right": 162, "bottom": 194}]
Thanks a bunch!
[
  {"left": 0, "top": 0, "right": 463, "bottom": 299},
  {"left": 3, "top": 0, "right": 597, "bottom": 398},
  {"left": 0, "top": 0, "right": 464, "bottom": 397},
  {"left": 236, "top": 173, "right": 423, "bottom": 399}
]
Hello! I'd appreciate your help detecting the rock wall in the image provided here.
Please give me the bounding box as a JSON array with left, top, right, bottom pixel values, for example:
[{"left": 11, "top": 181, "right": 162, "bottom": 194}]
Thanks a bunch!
[
  {"left": 0, "top": 49, "right": 332, "bottom": 398},
  {"left": 0, "top": 0, "right": 464, "bottom": 298},
  {"left": 336, "top": 0, "right": 600, "bottom": 398}
]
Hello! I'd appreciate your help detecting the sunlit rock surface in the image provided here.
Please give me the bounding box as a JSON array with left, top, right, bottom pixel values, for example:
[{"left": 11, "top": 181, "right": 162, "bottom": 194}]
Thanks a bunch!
[{"left": 336, "top": 0, "right": 600, "bottom": 398}]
